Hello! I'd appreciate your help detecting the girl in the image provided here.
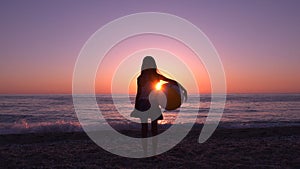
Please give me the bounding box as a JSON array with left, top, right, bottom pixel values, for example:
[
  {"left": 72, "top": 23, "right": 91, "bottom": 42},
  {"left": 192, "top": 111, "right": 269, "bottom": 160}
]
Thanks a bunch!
[{"left": 131, "top": 56, "right": 187, "bottom": 156}]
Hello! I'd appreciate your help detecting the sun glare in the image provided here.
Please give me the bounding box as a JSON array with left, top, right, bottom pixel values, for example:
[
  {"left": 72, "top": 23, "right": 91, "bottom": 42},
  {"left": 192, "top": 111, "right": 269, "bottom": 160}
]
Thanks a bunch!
[{"left": 155, "top": 81, "right": 163, "bottom": 90}]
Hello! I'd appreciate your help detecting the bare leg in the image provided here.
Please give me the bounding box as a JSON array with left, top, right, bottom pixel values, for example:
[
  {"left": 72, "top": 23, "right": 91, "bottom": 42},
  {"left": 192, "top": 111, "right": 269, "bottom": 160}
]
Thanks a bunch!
[
  {"left": 142, "top": 123, "right": 148, "bottom": 138},
  {"left": 151, "top": 119, "right": 158, "bottom": 136},
  {"left": 151, "top": 119, "right": 158, "bottom": 155},
  {"left": 141, "top": 123, "right": 148, "bottom": 157}
]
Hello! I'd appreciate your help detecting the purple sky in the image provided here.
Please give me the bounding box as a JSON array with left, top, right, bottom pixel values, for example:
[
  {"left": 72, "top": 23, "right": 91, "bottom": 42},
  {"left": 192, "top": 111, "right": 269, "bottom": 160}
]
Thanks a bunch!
[{"left": 1, "top": 0, "right": 300, "bottom": 93}]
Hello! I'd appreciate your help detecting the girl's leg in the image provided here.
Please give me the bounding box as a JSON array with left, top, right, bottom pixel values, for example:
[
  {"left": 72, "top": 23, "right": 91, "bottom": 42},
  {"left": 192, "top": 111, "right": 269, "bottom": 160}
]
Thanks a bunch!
[
  {"left": 141, "top": 123, "right": 148, "bottom": 157},
  {"left": 151, "top": 119, "right": 158, "bottom": 136},
  {"left": 151, "top": 119, "right": 158, "bottom": 155},
  {"left": 142, "top": 123, "right": 148, "bottom": 138}
]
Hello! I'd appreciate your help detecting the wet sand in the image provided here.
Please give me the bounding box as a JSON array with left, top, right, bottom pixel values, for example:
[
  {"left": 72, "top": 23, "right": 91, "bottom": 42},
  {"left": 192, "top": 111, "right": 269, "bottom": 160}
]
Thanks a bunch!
[{"left": 0, "top": 126, "right": 299, "bottom": 169}]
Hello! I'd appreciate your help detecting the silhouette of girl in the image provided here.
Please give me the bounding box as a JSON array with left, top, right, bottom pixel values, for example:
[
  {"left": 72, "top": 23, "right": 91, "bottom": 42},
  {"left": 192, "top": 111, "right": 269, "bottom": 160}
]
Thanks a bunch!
[{"left": 131, "top": 56, "right": 187, "bottom": 156}]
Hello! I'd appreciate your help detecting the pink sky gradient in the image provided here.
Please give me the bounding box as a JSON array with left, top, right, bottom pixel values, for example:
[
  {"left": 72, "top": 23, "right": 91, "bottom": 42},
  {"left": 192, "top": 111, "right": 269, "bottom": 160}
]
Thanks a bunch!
[
  {"left": 95, "top": 34, "right": 209, "bottom": 94},
  {"left": 0, "top": 1, "right": 300, "bottom": 94}
]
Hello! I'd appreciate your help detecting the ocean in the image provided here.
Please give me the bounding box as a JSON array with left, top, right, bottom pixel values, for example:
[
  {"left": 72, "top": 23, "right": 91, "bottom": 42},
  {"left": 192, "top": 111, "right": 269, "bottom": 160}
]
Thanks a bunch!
[{"left": 0, "top": 94, "right": 299, "bottom": 134}]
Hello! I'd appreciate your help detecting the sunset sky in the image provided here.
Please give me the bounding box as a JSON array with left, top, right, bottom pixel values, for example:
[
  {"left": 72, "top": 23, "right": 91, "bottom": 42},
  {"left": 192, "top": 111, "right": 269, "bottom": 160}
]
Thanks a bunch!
[{"left": 1, "top": 0, "right": 300, "bottom": 94}]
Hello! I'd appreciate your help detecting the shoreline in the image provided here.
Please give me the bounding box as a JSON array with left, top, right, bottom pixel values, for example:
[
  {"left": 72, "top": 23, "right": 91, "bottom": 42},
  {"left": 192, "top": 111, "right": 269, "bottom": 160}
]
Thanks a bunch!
[
  {"left": 0, "top": 126, "right": 299, "bottom": 168},
  {"left": 1, "top": 120, "right": 299, "bottom": 136}
]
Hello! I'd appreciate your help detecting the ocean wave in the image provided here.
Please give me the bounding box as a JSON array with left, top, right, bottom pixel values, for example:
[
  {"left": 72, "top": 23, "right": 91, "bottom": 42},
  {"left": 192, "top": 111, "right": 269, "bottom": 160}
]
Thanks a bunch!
[
  {"left": 1, "top": 94, "right": 300, "bottom": 135},
  {"left": 0, "top": 120, "right": 83, "bottom": 135}
]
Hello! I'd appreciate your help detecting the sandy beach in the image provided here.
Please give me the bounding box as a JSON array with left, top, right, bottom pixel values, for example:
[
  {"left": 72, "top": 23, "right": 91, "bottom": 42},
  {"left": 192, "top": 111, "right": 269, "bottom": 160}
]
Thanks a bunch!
[{"left": 0, "top": 126, "right": 299, "bottom": 169}]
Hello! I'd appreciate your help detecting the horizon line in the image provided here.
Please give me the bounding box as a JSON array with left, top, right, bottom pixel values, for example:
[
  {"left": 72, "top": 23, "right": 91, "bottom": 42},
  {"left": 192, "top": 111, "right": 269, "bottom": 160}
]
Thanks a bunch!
[{"left": 0, "top": 92, "right": 300, "bottom": 95}]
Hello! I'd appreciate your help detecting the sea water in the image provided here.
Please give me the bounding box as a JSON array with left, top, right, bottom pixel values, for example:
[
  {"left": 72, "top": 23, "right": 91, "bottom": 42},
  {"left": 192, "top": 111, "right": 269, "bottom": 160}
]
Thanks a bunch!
[{"left": 0, "top": 94, "right": 299, "bottom": 134}]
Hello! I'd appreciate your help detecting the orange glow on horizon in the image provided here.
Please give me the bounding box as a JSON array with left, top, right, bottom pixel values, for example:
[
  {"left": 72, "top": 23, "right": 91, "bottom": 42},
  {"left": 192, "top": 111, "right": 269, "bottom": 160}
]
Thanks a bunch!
[
  {"left": 95, "top": 34, "right": 209, "bottom": 95},
  {"left": 1, "top": 35, "right": 300, "bottom": 94}
]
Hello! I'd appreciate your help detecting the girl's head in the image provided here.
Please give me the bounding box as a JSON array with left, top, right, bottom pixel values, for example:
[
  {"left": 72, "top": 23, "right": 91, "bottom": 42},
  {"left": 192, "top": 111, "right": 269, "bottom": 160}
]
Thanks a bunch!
[{"left": 141, "top": 56, "right": 157, "bottom": 72}]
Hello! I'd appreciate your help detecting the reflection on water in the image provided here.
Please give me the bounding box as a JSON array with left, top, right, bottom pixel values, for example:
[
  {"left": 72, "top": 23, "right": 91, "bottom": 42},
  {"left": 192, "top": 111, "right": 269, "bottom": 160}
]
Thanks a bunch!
[{"left": 0, "top": 94, "right": 299, "bottom": 134}]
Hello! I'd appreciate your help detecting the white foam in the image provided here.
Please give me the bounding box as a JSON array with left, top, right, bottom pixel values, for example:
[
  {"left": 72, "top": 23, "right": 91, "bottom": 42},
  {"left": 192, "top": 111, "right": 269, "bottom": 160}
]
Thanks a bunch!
[{"left": 0, "top": 120, "right": 83, "bottom": 134}]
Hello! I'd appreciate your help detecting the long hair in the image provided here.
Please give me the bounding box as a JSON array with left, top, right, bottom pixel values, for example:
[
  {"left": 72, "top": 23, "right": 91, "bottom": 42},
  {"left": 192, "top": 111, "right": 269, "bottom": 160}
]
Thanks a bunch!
[
  {"left": 140, "top": 56, "right": 158, "bottom": 82},
  {"left": 141, "top": 56, "right": 157, "bottom": 75}
]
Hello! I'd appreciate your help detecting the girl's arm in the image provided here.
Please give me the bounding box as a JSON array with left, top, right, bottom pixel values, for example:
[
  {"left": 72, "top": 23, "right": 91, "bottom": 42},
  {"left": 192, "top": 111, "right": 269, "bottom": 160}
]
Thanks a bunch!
[
  {"left": 159, "top": 74, "right": 188, "bottom": 101},
  {"left": 158, "top": 74, "right": 176, "bottom": 84}
]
